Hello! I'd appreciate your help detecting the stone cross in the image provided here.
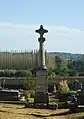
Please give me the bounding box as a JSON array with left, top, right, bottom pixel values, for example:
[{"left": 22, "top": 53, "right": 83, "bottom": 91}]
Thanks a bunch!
[
  {"left": 35, "top": 25, "right": 48, "bottom": 69},
  {"left": 35, "top": 25, "right": 48, "bottom": 39},
  {"left": 34, "top": 25, "right": 49, "bottom": 107}
]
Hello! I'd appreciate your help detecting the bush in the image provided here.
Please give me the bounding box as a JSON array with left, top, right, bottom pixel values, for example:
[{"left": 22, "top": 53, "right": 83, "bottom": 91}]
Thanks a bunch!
[
  {"left": 30, "top": 90, "right": 35, "bottom": 98},
  {"left": 60, "top": 86, "right": 70, "bottom": 94},
  {"left": 4, "top": 70, "right": 15, "bottom": 77},
  {"left": 24, "top": 91, "right": 31, "bottom": 101},
  {"left": 59, "top": 80, "right": 70, "bottom": 94},
  {"left": 22, "top": 82, "right": 29, "bottom": 90},
  {"left": 24, "top": 90, "right": 35, "bottom": 102},
  {"left": 0, "top": 70, "right": 32, "bottom": 77},
  {"left": 53, "top": 84, "right": 56, "bottom": 93},
  {"left": 20, "top": 79, "right": 35, "bottom": 90},
  {"left": 0, "top": 71, "right": 4, "bottom": 77},
  {"left": 56, "top": 81, "right": 70, "bottom": 102}
]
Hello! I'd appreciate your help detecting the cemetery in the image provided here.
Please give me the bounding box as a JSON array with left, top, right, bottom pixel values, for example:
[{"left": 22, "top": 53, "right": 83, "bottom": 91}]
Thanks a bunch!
[{"left": 0, "top": 25, "right": 84, "bottom": 119}]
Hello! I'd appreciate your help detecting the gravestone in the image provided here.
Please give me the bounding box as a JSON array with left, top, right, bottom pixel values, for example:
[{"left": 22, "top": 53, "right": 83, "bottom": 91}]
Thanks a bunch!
[
  {"left": 69, "top": 80, "right": 83, "bottom": 91},
  {"left": 34, "top": 25, "right": 49, "bottom": 107},
  {"left": 0, "top": 89, "right": 22, "bottom": 101}
]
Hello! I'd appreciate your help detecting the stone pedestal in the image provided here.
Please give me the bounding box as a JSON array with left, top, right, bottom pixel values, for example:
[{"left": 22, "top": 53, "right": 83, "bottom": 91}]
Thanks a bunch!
[
  {"left": 36, "top": 69, "right": 47, "bottom": 92},
  {"left": 34, "top": 69, "right": 49, "bottom": 107}
]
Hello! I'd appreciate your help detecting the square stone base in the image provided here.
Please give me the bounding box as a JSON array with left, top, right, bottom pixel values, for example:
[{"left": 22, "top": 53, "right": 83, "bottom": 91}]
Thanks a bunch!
[
  {"left": 34, "top": 92, "right": 49, "bottom": 107},
  {"left": 34, "top": 69, "right": 48, "bottom": 107},
  {"left": 35, "top": 69, "right": 48, "bottom": 92}
]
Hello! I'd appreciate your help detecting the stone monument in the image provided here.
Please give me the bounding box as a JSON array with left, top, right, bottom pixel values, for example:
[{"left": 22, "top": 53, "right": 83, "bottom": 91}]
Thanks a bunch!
[{"left": 34, "top": 25, "right": 49, "bottom": 107}]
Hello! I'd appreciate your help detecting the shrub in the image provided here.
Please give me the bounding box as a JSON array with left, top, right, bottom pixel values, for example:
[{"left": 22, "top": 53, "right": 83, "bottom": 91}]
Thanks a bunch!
[
  {"left": 24, "top": 91, "right": 31, "bottom": 101},
  {"left": 15, "top": 70, "right": 32, "bottom": 77},
  {"left": 59, "top": 80, "right": 70, "bottom": 94},
  {"left": 4, "top": 70, "right": 15, "bottom": 77},
  {"left": 0, "top": 70, "right": 32, "bottom": 77},
  {"left": 22, "top": 82, "right": 29, "bottom": 90},
  {"left": 30, "top": 90, "right": 35, "bottom": 98},
  {"left": 0, "top": 71, "right": 4, "bottom": 77},
  {"left": 24, "top": 90, "right": 35, "bottom": 102},
  {"left": 21, "top": 79, "right": 35, "bottom": 90},
  {"left": 53, "top": 84, "right": 56, "bottom": 93}
]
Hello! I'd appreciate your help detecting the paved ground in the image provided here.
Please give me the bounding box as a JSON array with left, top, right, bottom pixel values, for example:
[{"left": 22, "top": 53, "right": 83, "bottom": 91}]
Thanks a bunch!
[
  {"left": 0, "top": 103, "right": 84, "bottom": 119},
  {"left": 0, "top": 103, "right": 70, "bottom": 119}
]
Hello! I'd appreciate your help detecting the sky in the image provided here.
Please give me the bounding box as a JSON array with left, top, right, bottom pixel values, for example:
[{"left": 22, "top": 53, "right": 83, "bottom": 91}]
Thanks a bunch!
[{"left": 0, "top": 0, "right": 84, "bottom": 53}]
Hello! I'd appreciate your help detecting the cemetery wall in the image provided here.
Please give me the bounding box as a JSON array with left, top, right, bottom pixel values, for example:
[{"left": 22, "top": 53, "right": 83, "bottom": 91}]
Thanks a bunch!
[{"left": 0, "top": 76, "right": 84, "bottom": 89}]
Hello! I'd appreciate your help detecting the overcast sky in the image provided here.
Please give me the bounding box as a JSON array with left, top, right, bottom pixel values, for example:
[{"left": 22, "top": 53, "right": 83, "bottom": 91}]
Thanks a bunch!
[{"left": 0, "top": 0, "right": 84, "bottom": 54}]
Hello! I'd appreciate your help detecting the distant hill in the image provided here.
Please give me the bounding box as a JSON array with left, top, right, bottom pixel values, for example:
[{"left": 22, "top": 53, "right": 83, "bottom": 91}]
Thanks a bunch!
[{"left": 49, "top": 52, "right": 84, "bottom": 60}]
